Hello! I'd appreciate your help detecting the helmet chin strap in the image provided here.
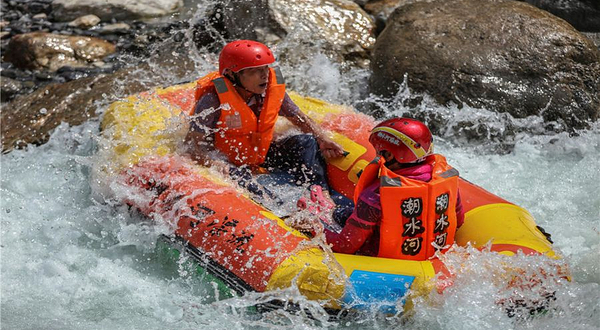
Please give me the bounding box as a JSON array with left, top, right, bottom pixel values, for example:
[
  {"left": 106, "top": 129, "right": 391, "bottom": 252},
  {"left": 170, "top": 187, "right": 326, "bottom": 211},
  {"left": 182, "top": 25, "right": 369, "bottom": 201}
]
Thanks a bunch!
[{"left": 384, "top": 157, "right": 399, "bottom": 168}]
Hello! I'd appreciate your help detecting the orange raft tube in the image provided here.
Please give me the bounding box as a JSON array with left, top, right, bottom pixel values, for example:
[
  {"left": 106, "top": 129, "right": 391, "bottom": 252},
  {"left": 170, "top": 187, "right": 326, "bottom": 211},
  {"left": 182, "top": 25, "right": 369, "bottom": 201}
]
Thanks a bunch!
[{"left": 99, "top": 81, "right": 559, "bottom": 312}]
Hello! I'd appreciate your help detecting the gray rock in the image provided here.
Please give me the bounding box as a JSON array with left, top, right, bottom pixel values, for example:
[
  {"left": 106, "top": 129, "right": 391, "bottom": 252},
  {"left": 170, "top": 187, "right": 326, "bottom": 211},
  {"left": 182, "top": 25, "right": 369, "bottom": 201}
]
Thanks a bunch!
[
  {"left": 22, "top": 80, "right": 36, "bottom": 88},
  {"left": 0, "top": 76, "right": 22, "bottom": 102},
  {"left": 2, "top": 11, "right": 20, "bottom": 21},
  {"left": 371, "top": 0, "right": 600, "bottom": 131},
  {"left": 6, "top": 0, "right": 52, "bottom": 16},
  {"left": 220, "top": 0, "right": 376, "bottom": 66},
  {"left": 583, "top": 32, "right": 600, "bottom": 49},
  {"left": 51, "top": 0, "right": 184, "bottom": 22},
  {"left": 32, "top": 13, "right": 47, "bottom": 20},
  {"left": 1, "top": 67, "right": 17, "bottom": 79},
  {"left": 99, "top": 23, "right": 131, "bottom": 33},
  {"left": 363, "top": 0, "right": 432, "bottom": 34},
  {"left": 4, "top": 32, "right": 116, "bottom": 71},
  {"left": 364, "top": 0, "right": 429, "bottom": 22},
  {"left": 34, "top": 71, "right": 53, "bottom": 80},
  {"left": 521, "top": 0, "right": 600, "bottom": 32},
  {"left": 68, "top": 14, "right": 101, "bottom": 29},
  {"left": 1, "top": 43, "right": 196, "bottom": 153}
]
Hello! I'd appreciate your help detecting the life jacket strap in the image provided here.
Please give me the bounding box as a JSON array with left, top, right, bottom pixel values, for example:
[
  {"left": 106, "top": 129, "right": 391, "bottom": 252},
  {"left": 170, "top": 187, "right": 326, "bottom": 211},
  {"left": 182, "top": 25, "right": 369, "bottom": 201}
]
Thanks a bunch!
[{"left": 212, "top": 77, "right": 229, "bottom": 94}]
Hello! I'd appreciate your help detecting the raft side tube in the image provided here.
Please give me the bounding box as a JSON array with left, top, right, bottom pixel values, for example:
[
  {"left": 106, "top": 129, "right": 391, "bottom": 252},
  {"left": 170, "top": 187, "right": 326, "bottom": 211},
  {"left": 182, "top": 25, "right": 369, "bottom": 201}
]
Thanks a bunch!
[
  {"left": 157, "top": 234, "right": 249, "bottom": 295},
  {"left": 101, "top": 94, "right": 187, "bottom": 169},
  {"left": 457, "top": 203, "right": 555, "bottom": 257},
  {"left": 100, "top": 84, "right": 564, "bottom": 313},
  {"left": 333, "top": 253, "right": 437, "bottom": 313},
  {"left": 266, "top": 248, "right": 346, "bottom": 309}
]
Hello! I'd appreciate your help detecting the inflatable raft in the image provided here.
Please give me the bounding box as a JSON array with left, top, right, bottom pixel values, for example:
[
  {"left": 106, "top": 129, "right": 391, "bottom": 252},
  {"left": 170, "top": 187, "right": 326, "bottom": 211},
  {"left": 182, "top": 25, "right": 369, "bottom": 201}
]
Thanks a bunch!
[{"left": 98, "top": 81, "right": 559, "bottom": 313}]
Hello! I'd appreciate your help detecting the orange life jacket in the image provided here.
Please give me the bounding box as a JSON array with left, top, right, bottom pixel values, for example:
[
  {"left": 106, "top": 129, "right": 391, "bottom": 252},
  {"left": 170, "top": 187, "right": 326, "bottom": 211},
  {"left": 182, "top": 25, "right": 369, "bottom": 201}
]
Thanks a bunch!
[
  {"left": 354, "top": 154, "right": 459, "bottom": 260},
  {"left": 191, "top": 67, "right": 286, "bottom": 166}
]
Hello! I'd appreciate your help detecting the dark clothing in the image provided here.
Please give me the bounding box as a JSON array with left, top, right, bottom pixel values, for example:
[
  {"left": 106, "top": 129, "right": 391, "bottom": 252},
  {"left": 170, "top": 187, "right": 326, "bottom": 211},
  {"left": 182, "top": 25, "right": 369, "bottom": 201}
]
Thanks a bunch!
[
  {"left": 229, "top": 134, "right": 330, "bottom": 201},
  {"left": 264, "top": 134, "right": 329, "bottom": 188},
  {"left": 262, "top": 134, "right": 354, "bottom": 213}
]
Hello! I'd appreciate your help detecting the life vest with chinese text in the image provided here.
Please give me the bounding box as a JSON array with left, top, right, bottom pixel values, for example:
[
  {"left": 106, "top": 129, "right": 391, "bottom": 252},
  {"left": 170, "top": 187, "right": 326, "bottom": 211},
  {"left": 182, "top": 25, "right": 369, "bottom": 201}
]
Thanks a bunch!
[
  {"left": 191, "top": 67, "right": 286, "bottom": 166},
  {"left": 354, "top": 154, "right": 459, "bottom": 260}
]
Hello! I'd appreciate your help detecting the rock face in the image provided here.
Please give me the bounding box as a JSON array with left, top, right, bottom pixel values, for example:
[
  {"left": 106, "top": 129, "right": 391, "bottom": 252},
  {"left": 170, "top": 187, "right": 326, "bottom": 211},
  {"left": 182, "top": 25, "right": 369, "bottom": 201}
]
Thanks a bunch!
[
  {"left": 363, "top": 0, "right": 425, "bottom": 22},
  {"left": 67, "top": 14, "right": 102, "bottom": 29},
  {"left": 51, "top": 0, "right": 183, "bottom": 22},
  {"left": 371, "top": 0, "right": 600, "bottom": 130},
  {"left": 4, "top": 32, "right": 116, "bottom": 72},
  {"left": 521, "top": 0, "right": 600, "bottom": 32},
  {"left": 583, "top": 32, "right": 600, "bottom": 49},
  {"left": 0, "top": 0, "right": 218, "bottom": 103},
  {"left": 1, "top": 44, "right": 196, "bottom": 153},
  {"left": 220, "top": 0, "right": 376, "bottom": 64},
  {"left": 0, "top": 77, "right": 23, "bottom": 102},
  {"left": 362, "top": 0, "right": 431, "bottom": 34}
]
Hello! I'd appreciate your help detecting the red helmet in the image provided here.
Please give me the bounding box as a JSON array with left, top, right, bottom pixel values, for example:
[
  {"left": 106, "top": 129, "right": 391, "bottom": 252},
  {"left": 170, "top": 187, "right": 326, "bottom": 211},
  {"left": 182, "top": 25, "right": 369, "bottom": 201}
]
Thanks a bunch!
[
  {"left": 369, "top": 118, "right": 433, "bottom": 163},
  {"left": 218, "top": 40, "right": 276, "bottom": 74}
]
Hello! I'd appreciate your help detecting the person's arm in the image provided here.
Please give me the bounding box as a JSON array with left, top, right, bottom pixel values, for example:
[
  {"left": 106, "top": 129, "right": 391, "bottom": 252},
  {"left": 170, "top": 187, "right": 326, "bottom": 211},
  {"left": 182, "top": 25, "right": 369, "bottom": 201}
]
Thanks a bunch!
[
  {"left": 184, "top": 130, "right": 213, "bottom": 166},
  {"left": 324, "top": 199, "right": 381, "bottom": 254},
  {"left": 184, "top": 92, "right": 221, "bottom": 166},
  {"left": 280, "top": 94, "right": 345, "bottom": 159}
]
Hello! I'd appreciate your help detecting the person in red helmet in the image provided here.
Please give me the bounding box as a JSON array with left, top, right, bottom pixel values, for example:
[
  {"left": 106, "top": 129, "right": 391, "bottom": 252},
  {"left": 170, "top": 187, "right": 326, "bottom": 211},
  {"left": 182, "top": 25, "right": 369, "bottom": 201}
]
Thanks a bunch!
[
  {"left": 322, "top": 118, "right": 465, "bottom": 260},
  {"left": 185, "top": 40, "right": 344, "bottom": 200}
]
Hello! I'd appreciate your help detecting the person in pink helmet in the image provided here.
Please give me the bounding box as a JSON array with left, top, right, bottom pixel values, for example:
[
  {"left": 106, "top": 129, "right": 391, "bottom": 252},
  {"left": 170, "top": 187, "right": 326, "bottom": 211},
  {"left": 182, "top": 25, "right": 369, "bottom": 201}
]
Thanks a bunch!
[
  {"left": 185, "top": 40, "right": 344, "bottom": 200},
  {"left": 322, "top": 118, "right": 465, "bottom": 258}
]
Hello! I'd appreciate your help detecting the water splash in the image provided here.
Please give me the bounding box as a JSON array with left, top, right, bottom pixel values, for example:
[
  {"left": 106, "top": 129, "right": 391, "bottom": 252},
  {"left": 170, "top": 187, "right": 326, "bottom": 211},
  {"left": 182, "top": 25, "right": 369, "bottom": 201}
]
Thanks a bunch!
[{"left": 2, "top": 2, "right": 600, "bottom": 328}]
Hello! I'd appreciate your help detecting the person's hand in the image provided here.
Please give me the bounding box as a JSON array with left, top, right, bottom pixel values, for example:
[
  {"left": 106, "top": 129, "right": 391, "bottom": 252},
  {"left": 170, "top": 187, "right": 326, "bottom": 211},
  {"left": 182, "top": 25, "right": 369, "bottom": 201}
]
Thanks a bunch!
[
  {"left": 316, "top": 134, "right": 345, "bottom": 159},
  {"left": 249, "top": 165, "right": 270, "bottom": 175},
  {"left": 286, "top": 215, "right": 324, "bottom": 237}
]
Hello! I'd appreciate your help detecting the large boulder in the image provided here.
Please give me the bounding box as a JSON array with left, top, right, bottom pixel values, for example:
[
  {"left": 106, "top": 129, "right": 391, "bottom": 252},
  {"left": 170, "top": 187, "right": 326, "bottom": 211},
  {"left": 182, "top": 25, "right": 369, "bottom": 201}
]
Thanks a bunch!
[
  {"left": 363, "top": 0, "right": 424, "bottom": 22},
  {"left": 1, "top": 42, "right": 196, "bottom": 153},
  {"left": 4, "top": 32, "right": 116, "bottom": 72},
  {"left": 219, "top": 0, "right": 376, "bottom": 66},
  {"left": 521, "top": 0, "right": 600, "bottom": 32},
  {"left": 371, "top": 0, "right": 600, "bottom": 131},
  {"left": 51, "top": 0, "right": 183, "bottom": 22},
  {"left": 362, "top": 0, "right": 430, "bottom": 34}
]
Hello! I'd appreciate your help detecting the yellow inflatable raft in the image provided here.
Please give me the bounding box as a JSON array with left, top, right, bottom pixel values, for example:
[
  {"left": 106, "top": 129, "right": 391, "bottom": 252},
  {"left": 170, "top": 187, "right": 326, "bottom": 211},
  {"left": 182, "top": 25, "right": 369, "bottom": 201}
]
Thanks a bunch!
[{"left": 97, "top": 81, "right": 560, "bottom": 313}]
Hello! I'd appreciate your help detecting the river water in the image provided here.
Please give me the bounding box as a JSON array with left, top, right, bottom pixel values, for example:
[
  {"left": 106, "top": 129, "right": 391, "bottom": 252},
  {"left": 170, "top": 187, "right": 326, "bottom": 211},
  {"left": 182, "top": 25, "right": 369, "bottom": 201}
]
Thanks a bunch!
[{"left": 2, "top": 3, "right": 600, "bottom": 329}]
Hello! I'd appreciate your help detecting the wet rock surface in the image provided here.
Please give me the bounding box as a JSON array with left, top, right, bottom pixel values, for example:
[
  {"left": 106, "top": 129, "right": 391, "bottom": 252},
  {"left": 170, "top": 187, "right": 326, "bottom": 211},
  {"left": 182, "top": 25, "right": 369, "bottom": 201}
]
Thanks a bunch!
[
  {"left": 0, "top": 0, "right": 219, "bottom": 152},
  {"left": 371, "top": 0, "right": 600, "bottom": 131},
  {"left": 0, "top": 0, "right": 219, "bottom": 103},
  {"left": 51, "top": 0, "right": 184, "bottom": 22},
  {"left": 68, "top": 14, "right": 102, "bottom": 29},
  {"left": 5, "top": 32, "right": 116, "bottom": 71},
  {"left": 1, "top": 45, "right": 197, "bottom": 153},
  {"left": 220, "top": 0, "right": 376, "bottom": 66},
  {"left": 1, "top": 0, "right": 599, "bottom": 153},
  {"left": 520, "top": 0, "right": 600, "bottom": 32},
  {"left": 361, "top": 0, "right": 428, "bottom": 34},
  {"left": 582, "top": 32, "right": 600, "bottom": 49},
  {"left": 0, "top": 76, "right": 22, "bottom": 102}
]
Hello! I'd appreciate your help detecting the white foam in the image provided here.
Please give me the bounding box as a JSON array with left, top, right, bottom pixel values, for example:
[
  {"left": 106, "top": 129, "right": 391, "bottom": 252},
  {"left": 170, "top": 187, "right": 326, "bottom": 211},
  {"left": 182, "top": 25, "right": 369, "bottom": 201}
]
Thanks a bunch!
[{"left": 2, "top": 5, "right": 599, "bottom": 328}]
